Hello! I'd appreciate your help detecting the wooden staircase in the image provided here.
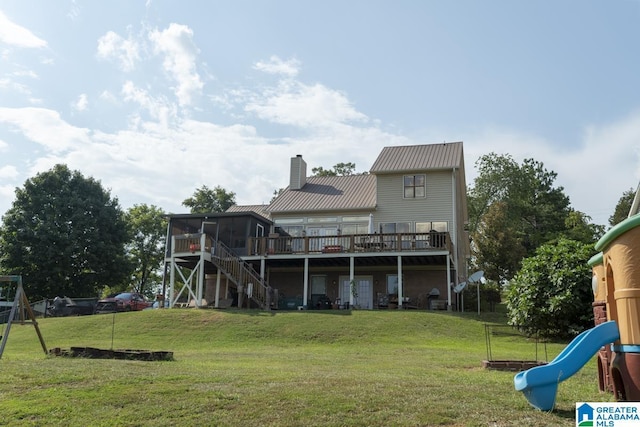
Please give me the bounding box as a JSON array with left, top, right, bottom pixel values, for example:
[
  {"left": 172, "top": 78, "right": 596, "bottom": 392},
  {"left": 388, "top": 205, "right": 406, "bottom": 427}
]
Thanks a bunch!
[{"left": 210, "top": 240, "right": 273, "bottom": 310}]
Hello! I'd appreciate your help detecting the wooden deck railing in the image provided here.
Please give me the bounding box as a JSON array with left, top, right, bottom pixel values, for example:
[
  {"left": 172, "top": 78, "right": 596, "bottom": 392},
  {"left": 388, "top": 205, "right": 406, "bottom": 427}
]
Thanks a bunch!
[
  {"left": 247, "top": 232, "right": 452, "bottom": 256},
  {"left": 211, "top": 240, "right": 272, "bottom": 309},
  {"left": 173, "top": 233, "right": 213, "bottom": 254}
]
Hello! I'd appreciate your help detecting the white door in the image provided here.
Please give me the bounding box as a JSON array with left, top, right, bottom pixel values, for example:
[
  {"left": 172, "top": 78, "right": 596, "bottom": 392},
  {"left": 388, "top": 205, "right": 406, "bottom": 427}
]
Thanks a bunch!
[{"left": 339, "top": 276, "right": 373, "bottom": 309}]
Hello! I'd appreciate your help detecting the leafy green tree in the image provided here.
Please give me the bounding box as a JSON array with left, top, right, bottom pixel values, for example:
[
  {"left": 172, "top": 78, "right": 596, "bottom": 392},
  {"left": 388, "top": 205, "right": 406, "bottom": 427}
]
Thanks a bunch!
[
  {"left": 472, "top": 201, "right": 526, "bottom": 282},
  {"left": 562, "top": 209, "right": 604, "bottom": 244},
  {"left": 124, "top": 204, "right": 167, "bottom": 297},
  {"left": 270, "top": 188, "right": 285, "bottom": 204},
  {"left": 610, "top": 188, "right": 635, "bottom": 227},
  {"left": 468, "top": 153, "right": 572, "bottom": 281},
  {"left": 0, "top": 164, "right": 131, "bottom": 300},
  {"left": 312, "top": 162, "right": 366, "bottom": 176},
  {"left": 505, "top": 238, "right": 594, "bottom": 339},
  {"left": 182, "top": 185, "right": 236, "bottom": 213}
]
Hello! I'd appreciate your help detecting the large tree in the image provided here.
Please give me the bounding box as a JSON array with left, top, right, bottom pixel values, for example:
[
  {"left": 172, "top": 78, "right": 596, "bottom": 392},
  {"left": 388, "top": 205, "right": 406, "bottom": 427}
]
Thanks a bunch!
[
  {"left": 610, "top": 188, "right": 635, "bottom": 227},
  {"left": 468, "top": 153, "right": 571, "bottom": 282},
  {"left": 0, "top": 164, "right": 130, "bottom": 300},
  {"left": 505, "top": 238, "right": 594, "bottom": 339},
  {"left": 124, "top": 204, "right": 167, "bottom": 297},
  {"left": 563, "top": 209, "right": 605, "bottom": 244},
  {"left": 472, "top": 201, "right": 526, "bottom": 282},
  {"left": 182, "top": 185, "right": 236, "bottom": 213}
]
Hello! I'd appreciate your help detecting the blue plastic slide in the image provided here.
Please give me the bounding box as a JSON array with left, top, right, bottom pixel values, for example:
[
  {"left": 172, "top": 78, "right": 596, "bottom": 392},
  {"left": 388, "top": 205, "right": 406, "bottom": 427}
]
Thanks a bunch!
[{"left": 514, "top": 320, "right": 620, "bottom": 411}]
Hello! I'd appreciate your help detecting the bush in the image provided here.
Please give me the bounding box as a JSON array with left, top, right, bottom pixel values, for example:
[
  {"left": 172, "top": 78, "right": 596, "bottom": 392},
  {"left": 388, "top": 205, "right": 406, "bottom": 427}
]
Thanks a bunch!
[{"left": 505, "top": 238, "right": 594, "bottom": 339}]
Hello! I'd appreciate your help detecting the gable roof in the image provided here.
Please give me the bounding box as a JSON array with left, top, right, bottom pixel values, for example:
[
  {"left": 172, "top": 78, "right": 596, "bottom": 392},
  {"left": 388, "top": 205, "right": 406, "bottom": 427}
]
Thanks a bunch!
[
  {"left": 268, "top": 174, "right": 376, "bottom": 214},
  {"left": 369, "top": 142, "right": 463, "bottom": 174}
]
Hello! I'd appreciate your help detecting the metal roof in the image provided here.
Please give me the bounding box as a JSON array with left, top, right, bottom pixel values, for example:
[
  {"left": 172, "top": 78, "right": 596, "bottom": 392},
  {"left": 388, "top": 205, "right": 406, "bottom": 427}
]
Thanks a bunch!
[
  {"left": 166, "top": 211, "right": 271, "bottom": 223},
  {"left": 268, "top": 174, "right": 377, "bottom": 214},
  {"left": 369, "top": 142, "right": 464, "bottom": 174},
  {"left": 226, "top": 204, "right": 271, "bottom": 220}
]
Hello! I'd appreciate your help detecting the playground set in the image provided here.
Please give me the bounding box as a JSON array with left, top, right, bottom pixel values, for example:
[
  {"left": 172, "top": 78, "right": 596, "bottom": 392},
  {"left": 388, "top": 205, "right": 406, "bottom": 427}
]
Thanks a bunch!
[
  {"left": 0, "top": 275, "right": 172, "bottom": 361},
  {"left": 515, "top": 213, "right": 640, "bottom": 410}
]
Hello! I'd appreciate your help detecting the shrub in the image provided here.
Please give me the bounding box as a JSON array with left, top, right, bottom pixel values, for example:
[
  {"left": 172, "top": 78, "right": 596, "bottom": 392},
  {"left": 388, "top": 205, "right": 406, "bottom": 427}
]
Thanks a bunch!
[{"left": 505, "top": 238, "right": 594, "bottom": 339}]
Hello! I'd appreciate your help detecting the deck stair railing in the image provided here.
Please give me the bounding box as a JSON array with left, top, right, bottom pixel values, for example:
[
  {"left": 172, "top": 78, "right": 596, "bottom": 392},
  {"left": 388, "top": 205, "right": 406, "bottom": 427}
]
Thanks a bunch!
[{"left": 211, "top": 240, "right": 272, "bottom": 310}]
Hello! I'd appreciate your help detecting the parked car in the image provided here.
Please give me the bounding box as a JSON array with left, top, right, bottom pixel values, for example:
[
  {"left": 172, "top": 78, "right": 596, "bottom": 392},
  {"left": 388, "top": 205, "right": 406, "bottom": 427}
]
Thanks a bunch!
[
  {"left": 47, "top": 296, "right": 97, "bottom": 317},
  {"left": 94, "top": 292, "right": 151, "bottom": 313}
]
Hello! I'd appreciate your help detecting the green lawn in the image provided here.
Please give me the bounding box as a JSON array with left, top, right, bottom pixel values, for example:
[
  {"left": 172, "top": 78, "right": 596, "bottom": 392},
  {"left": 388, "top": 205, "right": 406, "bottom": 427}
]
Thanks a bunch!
[{"left": 0, "top": 308, "right": 613, "bottom": 426}]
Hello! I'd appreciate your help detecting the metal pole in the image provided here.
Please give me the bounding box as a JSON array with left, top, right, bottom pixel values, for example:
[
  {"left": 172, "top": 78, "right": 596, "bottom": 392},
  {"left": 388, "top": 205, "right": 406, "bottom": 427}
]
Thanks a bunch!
[{"left": 629, "top": 181, "right": 640, "bottom": 218}]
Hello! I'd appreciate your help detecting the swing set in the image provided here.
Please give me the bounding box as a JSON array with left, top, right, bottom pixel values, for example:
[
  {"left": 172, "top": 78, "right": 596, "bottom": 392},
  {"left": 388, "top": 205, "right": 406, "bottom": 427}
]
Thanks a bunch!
[{"left": 0, "top": 275, "right": 47, "bottom": 359}]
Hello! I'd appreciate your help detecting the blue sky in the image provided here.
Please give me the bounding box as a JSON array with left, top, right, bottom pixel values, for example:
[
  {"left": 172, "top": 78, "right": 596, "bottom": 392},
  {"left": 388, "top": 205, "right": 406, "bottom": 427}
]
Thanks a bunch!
[{"left": 1, "top": 1, "right": 640, "bottom": 226}]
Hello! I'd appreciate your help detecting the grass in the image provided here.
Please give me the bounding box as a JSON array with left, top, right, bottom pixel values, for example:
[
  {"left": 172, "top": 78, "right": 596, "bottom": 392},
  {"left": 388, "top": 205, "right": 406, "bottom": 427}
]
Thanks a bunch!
[{"left": 0, "top": 307, "right": 613, "bottom": 426}]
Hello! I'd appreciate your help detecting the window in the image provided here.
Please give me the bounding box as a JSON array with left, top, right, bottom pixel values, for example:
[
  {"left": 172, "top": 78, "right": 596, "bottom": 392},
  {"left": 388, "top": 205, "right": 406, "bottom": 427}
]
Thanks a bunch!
[
  {"left": 341, "top": 215, "right": 369, "bottom": 222},
  {"left": 341, "top": 223, "right": 369, "bottom": 235},
  {"left": 280, "top": 225, "right": 304, "bottom": 237},
  {"left": 387, "top": 275, "right": 398, "bottom": 295},
  {"left": 404, "top": 175, "right": 426, "bottom": 198},
  {"left": 387, "top": 275, "right": 399, "bottom": 296},
  {"left": 274, "top": 218, "right": 304, "bottom": 224},
  {"left": 307, "top": 217, "right": 338, "bottom": 223},
  {"left": 380, "top": 222, "right": 396, "bottom": 234},
  {"left": 416, "top": 221, "right": 448, "bottom": 233},
  {"left": 379, "top": 222, "right": 412, "bottom": 234},
  {"left": 311, "top": 276, "right": 327, "bottom": 295}
]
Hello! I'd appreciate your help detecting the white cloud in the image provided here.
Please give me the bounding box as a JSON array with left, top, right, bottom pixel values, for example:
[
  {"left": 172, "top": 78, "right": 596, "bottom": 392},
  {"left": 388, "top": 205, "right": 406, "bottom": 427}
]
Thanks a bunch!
[
  {"left": 0, "top": 184, "right": 14, "bottom": 207},
  {"left": 68, "top": 0, "right": 81, "bottom": 21},
  {"left": 0, "top": 138, "right": 8, "bottom": 151},
  {"left": 0, "top": 164, "right": 19, "bottom": 211},
  {"left": 254, "top": 56, "right": 301, "bottom": 77},
  {"left": 96, "top": 30, "right": 140, "bottom": 72},
  {"left": 0, "top": 107, "right": 90, "bottom": 153},
  {"left": 459, "top": 115, "right": 640, "bottom": 227},
  {"left": 99, "top": 90, "right": 117, "bottom": 103},
  {"left": 0, "top": 78, "right": 31, "bottom": 95},
  {"left": 0, "top": 165, "right": 18, "bottom": 179},
  {"left": 0, "top": 10, "right": 47, "bottom": 48},
  {"left": 12, "top": 69, "right": 38, "bottom": 79},
  {"left": 121, "top": 81, "right": 177, "bottom": 128},
  {"left": 148, "top": 23, "right": 203, "bottom": 106},
  {"left": 245, "top": 80, "right": 368, "bottom": 128},
  {"left": 73, "top": 93, "right": 89, "bottom": 112}
]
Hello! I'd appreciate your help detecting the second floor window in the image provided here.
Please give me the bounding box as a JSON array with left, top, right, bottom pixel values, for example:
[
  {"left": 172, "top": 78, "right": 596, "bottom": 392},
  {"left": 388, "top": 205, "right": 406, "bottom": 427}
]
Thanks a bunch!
[{"left": 404, "top": 175, "right": 426, "bottom": 198}]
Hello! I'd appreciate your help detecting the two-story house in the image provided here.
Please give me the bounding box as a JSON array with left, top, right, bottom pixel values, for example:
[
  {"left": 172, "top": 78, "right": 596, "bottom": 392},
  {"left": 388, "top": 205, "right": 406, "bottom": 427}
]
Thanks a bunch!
[{"left": 162, "top": 141, "right": 470, "bottom": 311}]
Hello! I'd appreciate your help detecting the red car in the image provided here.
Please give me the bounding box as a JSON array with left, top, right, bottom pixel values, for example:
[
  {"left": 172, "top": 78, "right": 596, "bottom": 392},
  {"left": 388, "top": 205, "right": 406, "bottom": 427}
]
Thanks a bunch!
[{"left": 95, "top": 292, "right": 151, "bottom": 313}]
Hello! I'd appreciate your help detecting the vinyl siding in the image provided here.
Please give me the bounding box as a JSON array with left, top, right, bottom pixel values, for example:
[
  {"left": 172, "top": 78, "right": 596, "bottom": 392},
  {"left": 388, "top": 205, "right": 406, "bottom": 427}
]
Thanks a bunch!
[{"left": 374, "top": 170, "right": 454, "bottom": 230}]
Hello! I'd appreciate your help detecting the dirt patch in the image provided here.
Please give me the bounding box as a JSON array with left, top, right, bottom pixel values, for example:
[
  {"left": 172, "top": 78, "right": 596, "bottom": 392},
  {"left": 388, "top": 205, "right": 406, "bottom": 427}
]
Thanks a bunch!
[
  {"left": 49, "top": 346, "right": 173, "bottom": 361},
  {"left": 482, "top": 360, "right": 546, "bottom": 371}
]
